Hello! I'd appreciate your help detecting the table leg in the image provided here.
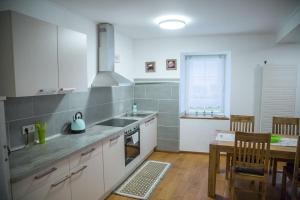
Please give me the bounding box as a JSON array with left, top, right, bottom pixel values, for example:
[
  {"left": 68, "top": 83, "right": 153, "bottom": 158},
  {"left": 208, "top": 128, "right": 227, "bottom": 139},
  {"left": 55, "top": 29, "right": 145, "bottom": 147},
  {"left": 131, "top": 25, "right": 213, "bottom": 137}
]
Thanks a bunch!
[{"left": 208, "top": 144, "right": 217, "bottom": 198}]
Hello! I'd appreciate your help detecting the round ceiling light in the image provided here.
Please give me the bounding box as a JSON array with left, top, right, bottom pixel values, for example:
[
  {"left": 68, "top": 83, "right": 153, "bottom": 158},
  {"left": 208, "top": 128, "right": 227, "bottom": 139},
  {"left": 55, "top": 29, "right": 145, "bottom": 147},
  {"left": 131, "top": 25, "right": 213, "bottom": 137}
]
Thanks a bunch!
[{"left": 159, "top": 19, "right": 186, "bottom": 30}]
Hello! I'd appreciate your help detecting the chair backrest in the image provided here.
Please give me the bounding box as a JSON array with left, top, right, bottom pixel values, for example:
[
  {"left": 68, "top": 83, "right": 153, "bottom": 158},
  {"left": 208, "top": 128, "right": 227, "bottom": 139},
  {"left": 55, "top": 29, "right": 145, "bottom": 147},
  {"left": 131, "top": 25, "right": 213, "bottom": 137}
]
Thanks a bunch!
[
  {"left": 230, "top": 115, "right": 255, "bottom": 133},
  {"left": 272, "top": 117, "right": 299, "bottom": 136},
  {"left": 233, "top": 132, "right": 271, "bottom": 172},
  {"left": 292, "top": 136, "right": 300, "bottom": 184}
]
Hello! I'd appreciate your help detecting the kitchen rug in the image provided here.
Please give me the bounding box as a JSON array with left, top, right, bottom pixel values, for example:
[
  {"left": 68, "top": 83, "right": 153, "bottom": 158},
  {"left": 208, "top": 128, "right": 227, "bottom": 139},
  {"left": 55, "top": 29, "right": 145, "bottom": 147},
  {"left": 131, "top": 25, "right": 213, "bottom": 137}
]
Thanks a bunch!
[{"left": 114, "top": 160, "right": 171, "bottom": 199}]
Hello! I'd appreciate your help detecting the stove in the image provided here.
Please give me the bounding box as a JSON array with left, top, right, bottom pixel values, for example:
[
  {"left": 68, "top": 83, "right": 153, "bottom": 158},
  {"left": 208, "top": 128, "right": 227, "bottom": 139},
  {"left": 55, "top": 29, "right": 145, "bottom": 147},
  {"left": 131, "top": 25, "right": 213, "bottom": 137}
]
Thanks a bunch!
[{"left": 96, "top": 118, "right": 137, "bottom": 127}]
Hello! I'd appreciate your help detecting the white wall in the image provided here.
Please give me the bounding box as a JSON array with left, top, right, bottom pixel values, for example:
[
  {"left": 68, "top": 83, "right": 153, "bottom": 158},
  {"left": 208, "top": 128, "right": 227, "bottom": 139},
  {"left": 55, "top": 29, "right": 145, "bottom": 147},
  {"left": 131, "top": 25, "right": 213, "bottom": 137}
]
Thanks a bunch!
[
  {"left": 0, "top": 0, "right": 134, "bottom": 86},
  {"left": 115, "top": 31, "right": 134, "bottom": 81},
  {"left": 133, "top": 34, "right": 300, "bottom": 115}
]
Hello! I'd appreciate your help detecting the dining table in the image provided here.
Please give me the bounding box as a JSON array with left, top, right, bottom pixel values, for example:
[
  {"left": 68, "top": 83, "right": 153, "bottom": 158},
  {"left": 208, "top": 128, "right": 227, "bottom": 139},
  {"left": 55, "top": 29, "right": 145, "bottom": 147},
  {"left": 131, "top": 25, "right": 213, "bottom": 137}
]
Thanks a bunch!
[{"left": 208, "top": 132, "right": 298, "bottom": 198}]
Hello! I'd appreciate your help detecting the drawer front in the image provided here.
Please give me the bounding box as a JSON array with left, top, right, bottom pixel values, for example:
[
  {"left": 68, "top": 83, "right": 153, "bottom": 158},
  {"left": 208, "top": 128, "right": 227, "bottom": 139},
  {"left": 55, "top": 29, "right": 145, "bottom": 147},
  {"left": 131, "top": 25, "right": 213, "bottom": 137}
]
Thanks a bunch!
[
  {"left": 12, "top": 159, "right": 69, "bottom": 200},
  {"left": 69, "top": 142, "right": 102, "bottom": 169}
]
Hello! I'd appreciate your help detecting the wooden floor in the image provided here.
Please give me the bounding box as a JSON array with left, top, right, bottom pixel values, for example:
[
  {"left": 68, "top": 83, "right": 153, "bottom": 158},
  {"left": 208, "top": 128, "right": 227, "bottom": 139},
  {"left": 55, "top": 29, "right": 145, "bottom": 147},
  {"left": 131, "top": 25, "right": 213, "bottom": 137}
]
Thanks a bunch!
[{"left": 107, "top": 152, "right": 294, "bottom": 200}]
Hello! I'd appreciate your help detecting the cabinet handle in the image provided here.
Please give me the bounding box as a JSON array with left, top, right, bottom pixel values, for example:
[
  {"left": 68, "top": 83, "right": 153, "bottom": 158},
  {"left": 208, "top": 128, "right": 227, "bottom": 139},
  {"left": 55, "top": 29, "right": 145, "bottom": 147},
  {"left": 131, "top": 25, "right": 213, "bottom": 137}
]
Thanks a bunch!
[
  {"left": 58, "top": 88, "right": 75, "bottom": 93},
  {"left": 109, "top": 135, "right": 120, "bottom": 142},
  {"left": 51, "top": 175, "right": 70, "bottom": 188},
  {"left": 71, "top": 165, "right": 87, "bottom": 176},
  {"left": 81, "top": 148, "right": 95, "bottom": 156},
  {"left": 34, "top": 167, "right": 57, "bottom": 180}
]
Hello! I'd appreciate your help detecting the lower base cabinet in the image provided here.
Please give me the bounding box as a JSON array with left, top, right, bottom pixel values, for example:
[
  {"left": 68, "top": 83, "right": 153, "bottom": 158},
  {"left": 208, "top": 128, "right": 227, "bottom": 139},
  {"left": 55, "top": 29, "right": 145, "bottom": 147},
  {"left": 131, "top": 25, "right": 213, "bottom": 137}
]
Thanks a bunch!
[
  {"left": 69, "top": 144, "right": 104, "bottom": 200},
  {"left": 102, "top": 133, "right": 125, "bottom": 193}
]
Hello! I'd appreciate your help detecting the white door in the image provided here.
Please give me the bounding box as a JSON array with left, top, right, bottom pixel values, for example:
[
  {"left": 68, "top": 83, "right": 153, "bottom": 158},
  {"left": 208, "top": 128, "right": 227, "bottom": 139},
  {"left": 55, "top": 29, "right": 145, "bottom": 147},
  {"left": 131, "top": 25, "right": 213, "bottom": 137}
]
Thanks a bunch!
[
  {"left": 11, "top": 12, "right": 58, "bottom": 96},
  {"left": 58, "top": 27, "right": 88, "bottom": 92},
  {"left": 103, "top": 134, "right": 125, "bottom": 192},
  {"left": 70, "top": 155, "right": 104, "bottom": 200},
  {"left": 140, "top": 117, "right": 157, "bottom": 159}
]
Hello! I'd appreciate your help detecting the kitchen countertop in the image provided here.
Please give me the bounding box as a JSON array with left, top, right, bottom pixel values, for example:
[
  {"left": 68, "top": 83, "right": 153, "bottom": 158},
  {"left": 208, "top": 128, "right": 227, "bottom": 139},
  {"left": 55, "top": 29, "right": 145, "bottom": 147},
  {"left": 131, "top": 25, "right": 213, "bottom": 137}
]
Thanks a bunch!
[{"left": 9, "top": 112, "right": 157, "bottom": 183}]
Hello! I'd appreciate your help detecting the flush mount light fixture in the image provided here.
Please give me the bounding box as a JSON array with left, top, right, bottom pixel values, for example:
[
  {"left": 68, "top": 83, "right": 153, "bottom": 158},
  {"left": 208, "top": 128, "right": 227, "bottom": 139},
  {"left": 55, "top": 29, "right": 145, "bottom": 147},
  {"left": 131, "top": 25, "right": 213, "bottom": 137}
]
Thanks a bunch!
[
  {"left": 154, "top": 15, "right": 190, "bottom": 30},
  {"left": 159, "top": 19, "right": 186, "bottom": 30}
]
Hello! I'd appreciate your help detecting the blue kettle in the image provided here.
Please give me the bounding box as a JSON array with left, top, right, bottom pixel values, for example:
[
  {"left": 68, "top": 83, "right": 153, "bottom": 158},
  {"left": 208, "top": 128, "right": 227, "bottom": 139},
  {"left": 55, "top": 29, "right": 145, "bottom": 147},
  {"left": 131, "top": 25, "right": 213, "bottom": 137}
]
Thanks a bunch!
[{"left": 71, "top": 112, "right": 86, "bottom": 134}]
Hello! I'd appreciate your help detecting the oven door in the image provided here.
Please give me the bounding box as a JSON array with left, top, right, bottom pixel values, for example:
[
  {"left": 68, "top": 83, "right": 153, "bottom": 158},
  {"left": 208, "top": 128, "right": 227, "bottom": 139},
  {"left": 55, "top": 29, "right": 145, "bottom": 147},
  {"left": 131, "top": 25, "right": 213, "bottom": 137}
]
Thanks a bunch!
[{"left": 125, "top": 129, "right": 140, "bottom": 166}]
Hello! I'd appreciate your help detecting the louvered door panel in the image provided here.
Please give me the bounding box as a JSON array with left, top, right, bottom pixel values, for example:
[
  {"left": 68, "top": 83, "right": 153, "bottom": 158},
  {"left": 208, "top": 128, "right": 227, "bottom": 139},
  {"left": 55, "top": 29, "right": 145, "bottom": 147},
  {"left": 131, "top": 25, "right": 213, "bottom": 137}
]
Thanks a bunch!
[{"left": 260, "top": 65, "right": 298, "bottom": 132}]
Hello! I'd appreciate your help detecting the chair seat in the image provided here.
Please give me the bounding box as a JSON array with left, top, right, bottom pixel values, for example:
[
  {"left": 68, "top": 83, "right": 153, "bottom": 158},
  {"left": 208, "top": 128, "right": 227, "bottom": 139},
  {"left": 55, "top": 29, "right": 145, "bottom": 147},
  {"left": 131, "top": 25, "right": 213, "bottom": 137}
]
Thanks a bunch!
[{"left": 235, "top": 167, "right": 264, "bottom": 176}]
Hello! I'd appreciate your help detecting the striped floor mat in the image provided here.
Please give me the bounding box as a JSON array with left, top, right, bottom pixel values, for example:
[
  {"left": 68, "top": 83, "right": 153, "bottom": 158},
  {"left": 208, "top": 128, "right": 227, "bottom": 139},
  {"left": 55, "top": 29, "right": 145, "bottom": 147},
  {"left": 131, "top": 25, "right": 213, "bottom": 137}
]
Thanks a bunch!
[{"left": 114, "top": 160, "right": 171, "bottom": 199}]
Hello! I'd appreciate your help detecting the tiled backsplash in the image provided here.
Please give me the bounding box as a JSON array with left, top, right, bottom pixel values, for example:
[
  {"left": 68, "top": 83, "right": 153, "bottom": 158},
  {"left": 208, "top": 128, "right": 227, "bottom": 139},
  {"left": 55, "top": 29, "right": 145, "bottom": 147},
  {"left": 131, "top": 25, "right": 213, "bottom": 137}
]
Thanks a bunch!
[
  {"left": 5, "top": 86, "right": 134, "bottom": 148},
  {"left": 134, "top": 82, "right": 179, "bottom": 152}
]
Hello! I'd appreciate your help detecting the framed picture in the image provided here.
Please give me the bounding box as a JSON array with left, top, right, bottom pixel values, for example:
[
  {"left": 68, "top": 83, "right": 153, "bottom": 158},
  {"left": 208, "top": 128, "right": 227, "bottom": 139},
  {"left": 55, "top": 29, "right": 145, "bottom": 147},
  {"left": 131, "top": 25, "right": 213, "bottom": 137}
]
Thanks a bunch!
[
  {"left": 166, "top": 59, "right": 177, "bottom": 70},
  {"left": 145, "top": 62, "right": 156, "bottom": 72}
]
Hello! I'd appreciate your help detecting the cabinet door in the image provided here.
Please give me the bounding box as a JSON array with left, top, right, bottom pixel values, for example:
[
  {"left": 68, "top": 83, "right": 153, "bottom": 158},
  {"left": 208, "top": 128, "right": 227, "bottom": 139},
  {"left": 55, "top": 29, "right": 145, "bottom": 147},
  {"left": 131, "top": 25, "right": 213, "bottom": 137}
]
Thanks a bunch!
[
  {"left": 149, "top": 117, "right": 157, "bottom": 149},
  {"left": 103, "top": 134, "right": 125, "bottom": 192},
  {"left": 12, "top": 160, "right": 71, "bottom": 200},
  {"left": 70, "top": 152, "right": 104, "bottom": 200},
  {"left": 140, "top": 117, "right": 157, "bottom": 159},
  {"left": 11, "top": 12, "right": 58, "bottom": 97},
  {"left": 58, "top": 27, "right": 88, "bottom": 92}
]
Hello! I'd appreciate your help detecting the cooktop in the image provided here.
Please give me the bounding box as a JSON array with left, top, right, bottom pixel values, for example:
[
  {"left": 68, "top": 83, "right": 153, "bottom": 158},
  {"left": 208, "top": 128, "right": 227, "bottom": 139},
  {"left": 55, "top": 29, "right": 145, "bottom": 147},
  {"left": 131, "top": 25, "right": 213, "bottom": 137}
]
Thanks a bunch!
[{"left": 96, "top": 118, "right": 138, "bottom": 127}]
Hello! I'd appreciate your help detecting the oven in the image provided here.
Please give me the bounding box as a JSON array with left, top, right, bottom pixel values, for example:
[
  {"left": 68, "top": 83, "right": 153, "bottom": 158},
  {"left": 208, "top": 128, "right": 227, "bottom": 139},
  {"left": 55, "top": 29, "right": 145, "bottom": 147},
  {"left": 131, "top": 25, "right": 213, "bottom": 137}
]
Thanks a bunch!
[{"left": 124, "top": 125, "right": 140, "bottom": 166}]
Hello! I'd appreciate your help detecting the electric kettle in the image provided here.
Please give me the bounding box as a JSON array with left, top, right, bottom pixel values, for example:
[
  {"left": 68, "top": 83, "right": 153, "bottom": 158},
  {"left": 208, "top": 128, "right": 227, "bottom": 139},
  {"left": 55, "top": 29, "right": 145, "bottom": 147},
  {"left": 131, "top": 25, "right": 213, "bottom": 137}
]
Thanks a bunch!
[{"left": 71, "top": 112, "right": 86, "bottom": 133}]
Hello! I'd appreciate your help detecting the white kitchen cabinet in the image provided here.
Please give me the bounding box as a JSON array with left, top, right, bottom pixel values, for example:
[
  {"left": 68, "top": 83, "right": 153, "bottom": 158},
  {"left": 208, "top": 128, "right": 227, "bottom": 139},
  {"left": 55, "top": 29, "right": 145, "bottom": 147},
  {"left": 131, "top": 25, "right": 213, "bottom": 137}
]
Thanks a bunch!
[
  {"left": 58, "top": 27, "right": 88, "bottom": 92},
  {"left": 140, "top": 117, "right": 157, "bottom": 159},
  {"left": 102, "top": 133, "right": 125, "bottom": 193},
  {"left": 12, "top": 159, "right": 71, "bottom": 200},
  {"left": 0, "top": 11, "right": 58, "bottom": 97},
  {"left": 0, "top": 10, "right": 88, "bottom": 97},
  {"left": 69, "top": 144, "right": 104, "bottom": 200}
]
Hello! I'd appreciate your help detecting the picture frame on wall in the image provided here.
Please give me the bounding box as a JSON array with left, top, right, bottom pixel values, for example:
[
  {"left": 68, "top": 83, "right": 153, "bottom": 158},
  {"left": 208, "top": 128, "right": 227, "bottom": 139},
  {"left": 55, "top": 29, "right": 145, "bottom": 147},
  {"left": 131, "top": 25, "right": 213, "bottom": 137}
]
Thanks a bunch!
[
  {"left": 166, "top": 59, "right": 177, "bottom": 70},
  {"left": 145, "top": 61, "right": 156, "bottom": 72}
]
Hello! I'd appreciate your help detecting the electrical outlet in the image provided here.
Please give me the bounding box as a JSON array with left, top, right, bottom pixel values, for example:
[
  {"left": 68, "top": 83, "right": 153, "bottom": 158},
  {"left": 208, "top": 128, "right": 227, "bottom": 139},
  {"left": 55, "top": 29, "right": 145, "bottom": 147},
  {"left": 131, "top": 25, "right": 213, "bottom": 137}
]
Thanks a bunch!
[{"left": 22, "top": 124, "right": 35, "bottom": 135}]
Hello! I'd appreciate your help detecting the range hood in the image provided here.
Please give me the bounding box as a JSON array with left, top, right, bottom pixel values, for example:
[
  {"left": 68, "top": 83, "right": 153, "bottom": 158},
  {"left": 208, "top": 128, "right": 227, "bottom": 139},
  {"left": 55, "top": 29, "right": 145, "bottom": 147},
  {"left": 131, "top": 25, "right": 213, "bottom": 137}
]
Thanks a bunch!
[{"left": 92, "top": 23, "right": 132, "bottom": 87}]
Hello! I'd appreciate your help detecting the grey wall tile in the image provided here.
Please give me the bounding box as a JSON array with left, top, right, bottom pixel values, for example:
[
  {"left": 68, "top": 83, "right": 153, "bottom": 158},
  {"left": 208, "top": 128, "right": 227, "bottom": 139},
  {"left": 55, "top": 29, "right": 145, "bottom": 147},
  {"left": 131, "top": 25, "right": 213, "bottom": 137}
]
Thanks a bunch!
[
  {"left": 158, "top": 100, "right": 179, "bottom": 114},
  {"left": 157, "top": 138, "right": 179, "bottom": 152},
  {"left": 158, "top": 113, "right": 179, "bottom": 126},
  {"left": 145, "top": 85, "right": 159, "bottom": 99},
  {"left": 157, "top": 126, "right": 179, "bottom": 140},
  {"left": 135, "top": 99, "right": 158, "bottom": 111},
  {"left": 4, "top": 97, "right": 34, "bottom": 121},
  {"left": 171, "top": 85, "right": 179, "bottom": 99},
  {"left": 88, "top": 87, "right": 113, "bottom": 106},
  {"left": 8, "top": 118, "right": 36, "bottom": 148},
  {"left": 0, "top": 101, "right": 5, "bottom": 123},
  {"left": 69, "top": 92, "right": 89, "bottom": 110},
  {"left": 134, "top": 85, "right": 146, "bottom": 99},
  {"left": 33, "top": 94, "right": 69, "bottom": 116}
]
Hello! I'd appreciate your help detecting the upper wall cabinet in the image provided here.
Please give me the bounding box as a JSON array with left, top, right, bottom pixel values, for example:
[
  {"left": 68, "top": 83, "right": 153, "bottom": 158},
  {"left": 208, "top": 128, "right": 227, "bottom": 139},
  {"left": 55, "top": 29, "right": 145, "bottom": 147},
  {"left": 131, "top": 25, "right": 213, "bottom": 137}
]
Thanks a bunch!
[
  {"left": 0, "top": 11, "right": 88, "bottom": 97},
  {"left": 58, "top": 27, "right": 88, "bottom": 92},
  {"left": 0, "top": 11, "right": 58, "bottom": 97}
]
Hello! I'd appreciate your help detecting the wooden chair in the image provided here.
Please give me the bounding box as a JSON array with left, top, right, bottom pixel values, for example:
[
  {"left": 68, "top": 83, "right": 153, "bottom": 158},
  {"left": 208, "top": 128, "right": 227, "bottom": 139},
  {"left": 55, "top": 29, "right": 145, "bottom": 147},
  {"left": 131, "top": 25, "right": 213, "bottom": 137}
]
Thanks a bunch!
[
  {"left": 226, "top": 115, "right": 255, "bottom": 179},
  {"left": 230, "top": 132, "right": 271, "bottom": 200},
  {"left": 271, "top": 117, "right": 299, "bottom": 185},
  {"left": 281, "top": 135, "right": 300, "bottom": 200}
]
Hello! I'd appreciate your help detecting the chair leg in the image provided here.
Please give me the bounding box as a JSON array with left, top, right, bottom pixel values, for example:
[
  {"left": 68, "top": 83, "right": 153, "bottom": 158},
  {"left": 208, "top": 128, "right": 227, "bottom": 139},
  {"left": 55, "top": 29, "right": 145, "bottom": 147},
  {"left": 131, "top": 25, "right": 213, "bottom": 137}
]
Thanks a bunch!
[
  {"left": 291, "top": 185, "right": 297, "bottom": 200},
  {"left": 281, "top": 167, "right": 287, "bottom": 200},
  {"left": 226, "top": 154, "right": 230, "bottom": 179},
  {"left": 262, "top": 182, "right": 267, "bottom": 200},
  {"left": 231, "top": 185, "right": 235, "bottom": 200},
  {"left": 269, "top": 158, "right": 273, "bottom": 174},
  {"left": 272, "top": 159, "right": 277, "bottom": 186}
]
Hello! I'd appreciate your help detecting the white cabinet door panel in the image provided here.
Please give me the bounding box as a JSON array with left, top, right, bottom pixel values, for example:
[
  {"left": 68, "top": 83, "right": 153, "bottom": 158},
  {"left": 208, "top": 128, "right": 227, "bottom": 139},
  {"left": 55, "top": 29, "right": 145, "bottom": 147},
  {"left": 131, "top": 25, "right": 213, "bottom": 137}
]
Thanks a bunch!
[
  {"left": 58, "top": 27, "right": 88, "bottom": 92},
  {"left": 11, "top": 12, "right": 58, "bottom": 97},
  {"left": 103, "top": 133, "right": 125, "bottom": 192}
]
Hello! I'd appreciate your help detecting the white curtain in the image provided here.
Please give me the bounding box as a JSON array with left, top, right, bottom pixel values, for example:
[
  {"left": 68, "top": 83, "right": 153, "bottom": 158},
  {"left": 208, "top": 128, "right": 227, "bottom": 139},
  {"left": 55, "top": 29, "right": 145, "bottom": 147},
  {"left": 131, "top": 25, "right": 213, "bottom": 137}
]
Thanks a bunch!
[{"left": 185, "top": 55, "right": 225, "bottom": 114}]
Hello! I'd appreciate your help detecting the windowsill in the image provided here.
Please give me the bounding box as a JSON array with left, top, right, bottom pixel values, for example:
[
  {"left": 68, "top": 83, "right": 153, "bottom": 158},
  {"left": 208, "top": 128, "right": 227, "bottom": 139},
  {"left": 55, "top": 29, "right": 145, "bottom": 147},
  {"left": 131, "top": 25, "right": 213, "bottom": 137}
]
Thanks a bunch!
[{"left": 180, "top": 114, "right": 229, "bottom": 120}]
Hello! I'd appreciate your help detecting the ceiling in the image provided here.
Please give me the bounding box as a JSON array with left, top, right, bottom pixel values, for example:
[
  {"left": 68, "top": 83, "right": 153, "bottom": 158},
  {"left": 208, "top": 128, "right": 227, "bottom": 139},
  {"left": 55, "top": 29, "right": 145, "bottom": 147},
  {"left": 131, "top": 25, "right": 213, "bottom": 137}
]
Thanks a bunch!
[{"left": 50, "top": 0, "right": 300, "bottom": 39}]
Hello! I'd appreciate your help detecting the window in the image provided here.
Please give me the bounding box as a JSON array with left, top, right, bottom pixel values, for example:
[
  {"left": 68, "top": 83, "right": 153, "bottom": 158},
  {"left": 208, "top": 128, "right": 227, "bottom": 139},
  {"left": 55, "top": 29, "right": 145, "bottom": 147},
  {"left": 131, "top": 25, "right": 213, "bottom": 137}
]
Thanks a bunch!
[{"left": 182, "top": 54, "right": 228, "bottom": 116}]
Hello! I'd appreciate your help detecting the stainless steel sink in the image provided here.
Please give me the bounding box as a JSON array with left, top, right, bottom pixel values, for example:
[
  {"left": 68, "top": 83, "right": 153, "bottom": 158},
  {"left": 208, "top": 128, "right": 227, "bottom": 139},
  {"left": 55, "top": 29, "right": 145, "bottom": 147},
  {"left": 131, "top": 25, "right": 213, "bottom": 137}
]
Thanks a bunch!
[{"left": 123, "top": 113, "right": 151, "bottom": 118}]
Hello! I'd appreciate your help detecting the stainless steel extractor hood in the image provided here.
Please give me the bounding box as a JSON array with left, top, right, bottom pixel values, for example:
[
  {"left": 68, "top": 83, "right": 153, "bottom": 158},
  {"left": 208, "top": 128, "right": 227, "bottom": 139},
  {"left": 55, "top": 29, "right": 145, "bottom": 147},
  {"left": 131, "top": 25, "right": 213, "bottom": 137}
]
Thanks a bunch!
[{"left": 92, "top": 23, "right": 132, "bottom": 87}]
